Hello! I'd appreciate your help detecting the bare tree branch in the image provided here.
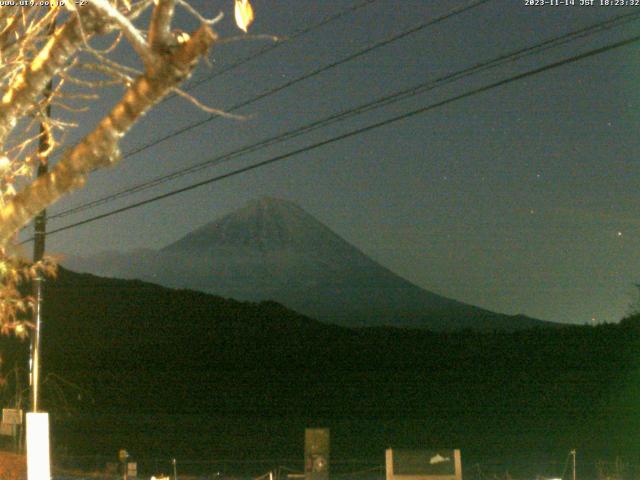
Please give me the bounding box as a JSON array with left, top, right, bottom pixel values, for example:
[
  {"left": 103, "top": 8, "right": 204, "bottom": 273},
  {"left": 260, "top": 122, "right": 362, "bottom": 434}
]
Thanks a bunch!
[
  {"left": 88, "top": 0, "right": 156, "bottom": 70},
  {"left": 149, "top": 0, "right": 176, "bottom": 53},
  {"left": 176, "top": 0, "right": 223, "bottom": 26},
  {"left": 0, "top": 14, "right": 97, "bottom": 148},
  {"left": 0, "top": 24, "right": 217, "bottom": 245},
  {"left": 171, "top": 86, "right": 245, "bottom": 119},
  {"left": 128, "top": 0, "right": 155, "bottom": 22}
]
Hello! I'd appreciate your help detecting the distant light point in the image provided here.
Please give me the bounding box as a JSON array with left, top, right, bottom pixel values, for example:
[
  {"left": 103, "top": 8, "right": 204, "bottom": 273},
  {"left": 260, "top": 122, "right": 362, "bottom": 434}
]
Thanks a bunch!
[{"left": 617, "top": 231, "right": 623, "bottom": 237}]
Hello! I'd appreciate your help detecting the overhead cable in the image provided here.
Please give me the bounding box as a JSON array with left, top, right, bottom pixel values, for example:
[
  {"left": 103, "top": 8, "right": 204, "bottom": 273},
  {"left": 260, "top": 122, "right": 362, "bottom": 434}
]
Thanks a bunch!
[
  {"left": 21, "top": 33, "right": 639, "bottom": 243},
  {"left": 49, "top": 10, "right": 640, "bottom": 221}
]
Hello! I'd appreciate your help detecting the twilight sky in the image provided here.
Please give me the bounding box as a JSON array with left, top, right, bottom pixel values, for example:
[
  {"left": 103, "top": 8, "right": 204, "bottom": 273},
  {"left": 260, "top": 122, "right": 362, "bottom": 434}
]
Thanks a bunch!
[{"left": 28, "top": 0, "right": 640, "bottom": 325}]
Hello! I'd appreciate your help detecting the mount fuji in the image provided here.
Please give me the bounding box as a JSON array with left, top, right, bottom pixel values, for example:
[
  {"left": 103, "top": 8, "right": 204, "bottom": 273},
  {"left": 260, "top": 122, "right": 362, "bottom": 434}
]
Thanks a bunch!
[{"left": 65, "top": 197, "right": 553, "bottom": 330}]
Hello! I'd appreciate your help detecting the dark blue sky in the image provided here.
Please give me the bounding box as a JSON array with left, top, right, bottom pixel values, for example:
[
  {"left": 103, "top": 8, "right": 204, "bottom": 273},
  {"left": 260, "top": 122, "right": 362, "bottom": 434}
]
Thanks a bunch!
[{"left": 37, "top": 0, "right": 640, "bottom": 324}]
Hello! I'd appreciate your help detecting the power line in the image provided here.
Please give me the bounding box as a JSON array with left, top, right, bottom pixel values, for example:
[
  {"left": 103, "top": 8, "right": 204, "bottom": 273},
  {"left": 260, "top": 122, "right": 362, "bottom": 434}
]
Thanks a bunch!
[
  {"left": 45, "top": 1, "right": 381, "bottom": 164},
  {"left": 77, "top": 0, "right": 494, "bottom": 165},
  {"left": 49, "top": 10, "right": 640, "bottom": 220},
  {"left": 181, "top": 0, "right": 380, "bottom": 93},
  {"left": 22, "top": 33, "right": 640, "bottom": 243}
]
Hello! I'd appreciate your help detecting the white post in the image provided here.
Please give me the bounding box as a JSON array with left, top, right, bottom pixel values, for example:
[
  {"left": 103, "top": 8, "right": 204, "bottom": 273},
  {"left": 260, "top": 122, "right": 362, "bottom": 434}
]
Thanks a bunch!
[{"left": 26, "top": 412, "right": 51, "bottom": 480}]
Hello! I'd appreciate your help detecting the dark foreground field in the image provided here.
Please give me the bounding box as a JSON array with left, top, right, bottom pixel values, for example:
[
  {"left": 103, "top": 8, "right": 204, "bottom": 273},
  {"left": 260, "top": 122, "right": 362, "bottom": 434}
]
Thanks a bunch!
[{"left": 1, "top": 270, "right": 638, "bottom": 478}]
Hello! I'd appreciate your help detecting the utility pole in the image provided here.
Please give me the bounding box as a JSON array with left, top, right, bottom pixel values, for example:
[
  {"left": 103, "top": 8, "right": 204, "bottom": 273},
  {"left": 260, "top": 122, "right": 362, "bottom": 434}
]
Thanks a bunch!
[
  {"left": 25, "top": 15, "right": 55, "bottom": 480},
  {"left": 30, "top": 16, "right": 55, "bottom": 415},
  {"left": 30, "top": 82, "right": 51, "bottom": 413},
  {"left": 26, "top": 113, "right": 51, "bottom": 478}
]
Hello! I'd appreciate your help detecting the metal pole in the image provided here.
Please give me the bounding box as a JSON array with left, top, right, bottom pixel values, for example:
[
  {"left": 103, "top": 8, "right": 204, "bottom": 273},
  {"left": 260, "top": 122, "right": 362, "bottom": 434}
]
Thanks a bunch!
[
  {"left": 30, "top": 12, "right": 56, "bottom": 414},
  {"left": 14, "top": 365, "right": 20, "bottom": 453},
  {"left": 30, "top": 273, "right": 43, "bottom": 412},
  {"left": 30, "top": 58, "right": 53, "bottom": 413},
  {"left": 172, "top": 457, "right": 178, "bottom": 480},
  {"left": 30, "top": 108, "right": 50, "bottom": 412},
  {"left": 571, "top": 449, "right": 576, "bottom": 480}
]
